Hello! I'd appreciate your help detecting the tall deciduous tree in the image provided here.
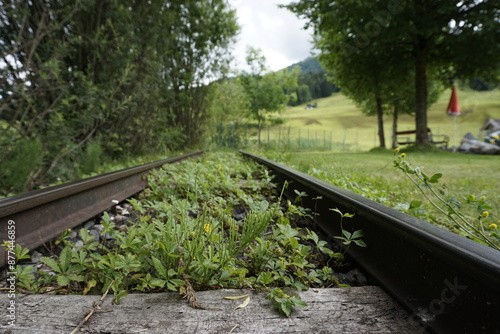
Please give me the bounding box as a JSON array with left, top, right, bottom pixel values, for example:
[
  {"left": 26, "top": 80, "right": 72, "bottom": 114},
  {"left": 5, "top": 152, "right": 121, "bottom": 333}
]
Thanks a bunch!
[
  {"left": 0, "top": 0, "right": 238, "bottom": 194},
  {"left": 208, "top": 78, "right": 250, "bottom": 148},
  {"left": 210, "top": 79, "right": 249, "bottom": 125},
  {"left": 240, "top": 48, "right": 299, "bottom": 148},
  {"left": 286, "top": 0, "right": 500, "bottom": 146}
]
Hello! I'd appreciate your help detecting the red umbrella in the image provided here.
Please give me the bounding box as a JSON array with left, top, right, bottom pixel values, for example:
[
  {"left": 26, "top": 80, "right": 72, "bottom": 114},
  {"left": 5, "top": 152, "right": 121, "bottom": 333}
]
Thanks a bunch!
[
  {"left": 446, "top": 87, "right": 460, "bottom": 146},
  {"left": 447, "top": 87, "right": 461, "bottom": 116}
]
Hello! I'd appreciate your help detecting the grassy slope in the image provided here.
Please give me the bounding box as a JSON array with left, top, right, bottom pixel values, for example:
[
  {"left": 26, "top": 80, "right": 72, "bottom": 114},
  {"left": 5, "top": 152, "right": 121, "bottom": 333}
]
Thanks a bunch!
[{"left": 270, "top": 88, "right": 500, "bottom": 151}]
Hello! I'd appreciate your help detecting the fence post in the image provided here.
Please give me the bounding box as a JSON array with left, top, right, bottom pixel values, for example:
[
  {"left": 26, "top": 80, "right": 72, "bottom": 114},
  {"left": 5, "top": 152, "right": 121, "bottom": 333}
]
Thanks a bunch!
[
  {"left": 298, "top": 128, "right": 301, "bottom": 150},
  {"left": 231, "top": 123, "right": 236, "bottom": 148},
  {"left": 244, "top": 124, "right": 248, "bottom": 148},
  {"left": 278, "top": 126, "right": 281, "bottom": 150},
  {"left": 217, "top": 123, "right": 223, "bottom": 148},
  {"left": 267, "top": 126, "right": 270, "bottom": 146},
  {"left": 288, "top": 126, "right": 291, "bottom": 149},
  {"left": 343, "top": 129, "right": 347, "bottom": 151}
]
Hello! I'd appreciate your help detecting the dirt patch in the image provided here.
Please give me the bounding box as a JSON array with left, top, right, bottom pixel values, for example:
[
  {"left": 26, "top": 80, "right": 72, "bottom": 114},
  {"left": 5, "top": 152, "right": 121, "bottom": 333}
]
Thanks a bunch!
[{"left": 304, "top": 118, "right": 322, "bottom": 126}]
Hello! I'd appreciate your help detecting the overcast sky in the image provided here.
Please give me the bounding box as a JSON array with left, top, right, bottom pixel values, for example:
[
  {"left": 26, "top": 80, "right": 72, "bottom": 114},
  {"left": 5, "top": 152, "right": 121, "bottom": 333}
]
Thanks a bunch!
[{"left": 230, "top": 0, "right": 314, "bottom": 72}]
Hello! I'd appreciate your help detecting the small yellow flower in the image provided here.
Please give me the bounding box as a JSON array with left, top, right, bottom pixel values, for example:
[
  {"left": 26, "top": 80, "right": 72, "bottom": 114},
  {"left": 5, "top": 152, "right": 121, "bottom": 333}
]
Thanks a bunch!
[
  {"left": 482, "top": 211, "right": 489, "bottom": 218},
  {"left": 470, "top": 195, "right": 476, "bottom": 201},
  {"left": 394, "top": 148, "right": 400, "bottom": 154},
  {"left": 489, "top": 223, "right": 498, "bottom": 229},
  {"left": 480, "top": 196, "right": 486, "bottom": 201},
  {"left": 204, "top": 224, "right": 212, "bottom": 233},
  {"left": 400, "top": 153, "right": 406, "bottom": 158}
]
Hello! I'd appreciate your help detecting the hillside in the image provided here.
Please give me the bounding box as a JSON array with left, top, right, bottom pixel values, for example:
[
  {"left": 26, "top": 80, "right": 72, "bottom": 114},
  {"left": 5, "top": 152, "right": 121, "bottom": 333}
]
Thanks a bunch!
[
  {"left": 286, "top": 57, "right": 324, "bottom": 74},
  {"left": 266, "top": 88, "right": 500, "bottom": 151},
  {"left": 285, "top": 57, "right": 339, "bottom": 105}
]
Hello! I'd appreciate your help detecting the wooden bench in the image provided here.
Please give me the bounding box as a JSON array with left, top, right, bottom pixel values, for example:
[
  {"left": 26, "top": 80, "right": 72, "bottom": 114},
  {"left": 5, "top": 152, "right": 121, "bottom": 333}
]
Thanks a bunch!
[{"left": 396, "top": 128, "right": 449, "bottom": 147}]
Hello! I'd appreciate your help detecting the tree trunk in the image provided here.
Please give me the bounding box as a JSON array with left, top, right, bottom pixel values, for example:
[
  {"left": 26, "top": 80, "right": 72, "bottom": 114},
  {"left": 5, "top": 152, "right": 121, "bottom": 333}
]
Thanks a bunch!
[
  {"left": 414, "top": 40, "right": 429, "bottom": 146},
  {"left": 392, "top": 107, "right": 398, "bottom": 149},
  {"left": 376, "top": 95, "right": 386, "bottom": 148}
]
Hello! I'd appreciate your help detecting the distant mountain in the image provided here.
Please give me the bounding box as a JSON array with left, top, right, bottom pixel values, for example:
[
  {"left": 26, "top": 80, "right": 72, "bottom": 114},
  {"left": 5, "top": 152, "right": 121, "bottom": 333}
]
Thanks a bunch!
[
  {"left": 286, "top": 57, "right": 324, "bottom": 75},
  {"left": 285, "top": 57, "right": 339, "bottom": 106}
]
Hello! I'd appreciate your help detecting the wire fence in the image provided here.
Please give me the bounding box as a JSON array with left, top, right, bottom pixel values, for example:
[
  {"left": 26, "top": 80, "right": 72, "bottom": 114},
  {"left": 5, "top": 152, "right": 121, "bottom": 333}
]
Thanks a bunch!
[{"left": 211, "top": 123, "right": 370, "bottom": 152}]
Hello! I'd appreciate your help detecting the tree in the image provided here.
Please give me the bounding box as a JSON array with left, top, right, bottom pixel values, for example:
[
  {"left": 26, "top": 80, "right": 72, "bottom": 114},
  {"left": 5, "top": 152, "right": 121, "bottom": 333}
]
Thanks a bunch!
[
  {"left": 209, "top": 78, "right": 249, "bottom": 147},
  {"left": 210, "top": 79, "right": 249, "bottom": 125},
  {"left": 295, "top": 84, "right": 313, "bottom": 106},
  {"left": 286, "top": 58, "right": 339, "bottom": 103},
  {"left": 160, "top": 0, "right": 239, "bottom": 146},
  {"left": 285, "top": 0, "right": 500, "bottom": 146},
  {"left": 286, "top": 1, "right": 409, "bottom": 148},
  {"left": 240, "top": 48, "right": 299, "bottom": 148},
  {"left": 0, "top": 0, "right": 238, "bottom": 194}
]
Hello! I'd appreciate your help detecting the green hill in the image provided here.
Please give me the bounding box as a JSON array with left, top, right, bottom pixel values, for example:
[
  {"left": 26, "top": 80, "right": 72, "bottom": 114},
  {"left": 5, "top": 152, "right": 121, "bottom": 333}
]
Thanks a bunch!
[
  {"left": 264, "top": 88, "right": 500, "bottom": 151},
  {"left": 286, "top": 57, "right": 324, "bottom": 74}
]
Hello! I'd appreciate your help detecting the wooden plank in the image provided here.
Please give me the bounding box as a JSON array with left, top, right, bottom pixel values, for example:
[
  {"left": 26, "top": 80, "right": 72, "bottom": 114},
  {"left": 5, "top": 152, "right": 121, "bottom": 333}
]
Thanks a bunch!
[
  {"left": 396, "top": 130, "right": 418, "bottom": 135},
  {"left": 0, "top": 287, "right": 426, "bottom": 333}
]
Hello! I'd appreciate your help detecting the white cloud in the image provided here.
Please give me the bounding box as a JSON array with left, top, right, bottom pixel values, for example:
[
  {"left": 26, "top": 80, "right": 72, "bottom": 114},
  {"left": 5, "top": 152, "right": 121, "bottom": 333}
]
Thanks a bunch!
[{"left": 230, "top": 0, "right": 313, "bottom": 72}]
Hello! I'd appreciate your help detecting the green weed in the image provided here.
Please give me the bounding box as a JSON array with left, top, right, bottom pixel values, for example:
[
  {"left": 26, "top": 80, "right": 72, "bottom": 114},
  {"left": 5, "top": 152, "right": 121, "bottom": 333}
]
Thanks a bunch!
[
  {"left": 266, "top": 150, "right": 499, "bottom": 250},
  {"left": 393, "top": 149, "right": 499, "bottom": 250},
  {"left": 10, "top": 152, "right": 352, "bottom": 316}
]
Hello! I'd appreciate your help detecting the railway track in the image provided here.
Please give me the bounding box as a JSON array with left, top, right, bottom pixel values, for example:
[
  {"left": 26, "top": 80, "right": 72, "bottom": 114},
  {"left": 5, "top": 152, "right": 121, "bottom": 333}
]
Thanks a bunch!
[
  {"left": 240, "top": 151, "right": 500, "bottom": 334},
  {"left": 1, "top": 150, "right": 499, "bottom": 333},
  {"left": 0, "top": 151, "right": 203, "bottom": 268}
]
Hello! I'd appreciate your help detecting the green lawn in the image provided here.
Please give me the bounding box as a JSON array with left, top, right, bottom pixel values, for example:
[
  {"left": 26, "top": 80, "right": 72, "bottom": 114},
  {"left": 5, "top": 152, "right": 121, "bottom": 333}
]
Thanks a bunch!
[
  {"left": 262, "top": 149, "right": 500, "bottom": 248},
  {"left": 261, "top": 88, "right": 500, "bottom": 151}
]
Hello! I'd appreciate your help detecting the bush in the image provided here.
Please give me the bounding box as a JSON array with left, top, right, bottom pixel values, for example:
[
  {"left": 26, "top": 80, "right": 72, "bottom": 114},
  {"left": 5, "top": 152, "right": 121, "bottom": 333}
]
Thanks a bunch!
[
  {"left": 78, "top": 140, "right": 103, "bottom": 176},
  {"left": 0, "top": 138, "right": 44, "bottom": 195}
]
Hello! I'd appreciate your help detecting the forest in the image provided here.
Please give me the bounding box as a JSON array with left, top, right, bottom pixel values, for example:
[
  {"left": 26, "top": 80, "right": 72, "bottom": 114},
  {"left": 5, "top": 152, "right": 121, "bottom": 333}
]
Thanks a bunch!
[{"left": 1, "top": 0, "right": 499, "bottom": 195}]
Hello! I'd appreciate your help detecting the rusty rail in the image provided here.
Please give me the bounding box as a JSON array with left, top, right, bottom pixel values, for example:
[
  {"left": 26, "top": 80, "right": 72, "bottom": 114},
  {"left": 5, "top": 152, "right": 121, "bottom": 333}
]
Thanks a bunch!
[
  {"left": 240, "top": 151, "right": 500, "bottom": 334},
  {"left": 0, "top": 151, "right": 203, "bottom": 267}
]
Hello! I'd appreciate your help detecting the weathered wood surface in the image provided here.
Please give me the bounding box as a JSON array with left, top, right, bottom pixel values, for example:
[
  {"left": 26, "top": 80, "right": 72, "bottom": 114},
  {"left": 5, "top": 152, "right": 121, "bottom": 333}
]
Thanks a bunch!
[{"left": 0, "top": 286, "right": 425, "bottom": 333}]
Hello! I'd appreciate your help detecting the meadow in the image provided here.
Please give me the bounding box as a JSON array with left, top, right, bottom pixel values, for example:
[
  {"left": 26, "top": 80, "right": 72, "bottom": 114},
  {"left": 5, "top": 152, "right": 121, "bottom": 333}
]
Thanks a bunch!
[
  {"left": 260, "top": 149, "right": 500, "bottom": 248},
  {"left": 250, "top": 88, "right": 500, "bottom": 248},
  {"left": 258, "top": 88, "right": 500, "bottom": 151}
]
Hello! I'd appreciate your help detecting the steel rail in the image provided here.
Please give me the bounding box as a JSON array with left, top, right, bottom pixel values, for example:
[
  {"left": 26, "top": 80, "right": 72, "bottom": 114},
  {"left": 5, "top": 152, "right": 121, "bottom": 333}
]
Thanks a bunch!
[
  {"left": 241, "top": 151, "right": 500, "bottom": 334},
  {"left": 0, "top": 151, "right": 203, "bottom": 268}
]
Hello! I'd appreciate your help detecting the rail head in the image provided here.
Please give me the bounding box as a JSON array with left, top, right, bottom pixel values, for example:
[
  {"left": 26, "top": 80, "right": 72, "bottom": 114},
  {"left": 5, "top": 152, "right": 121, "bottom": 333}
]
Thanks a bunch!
[
  {"left": 0, "top": 151, "right": 203, "bottom": 267},
  {"left": 0, "top": 151, "right": 203, "bottom": 219},
  {"left": 240, "top": 150, "right": 500, "bottom": 334}
]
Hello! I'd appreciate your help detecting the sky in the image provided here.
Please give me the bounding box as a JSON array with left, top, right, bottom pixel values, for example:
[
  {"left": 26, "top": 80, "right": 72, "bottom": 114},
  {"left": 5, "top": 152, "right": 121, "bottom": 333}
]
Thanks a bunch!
[{"left": 230, "top": 0, "right": 314, "bottom": 72}]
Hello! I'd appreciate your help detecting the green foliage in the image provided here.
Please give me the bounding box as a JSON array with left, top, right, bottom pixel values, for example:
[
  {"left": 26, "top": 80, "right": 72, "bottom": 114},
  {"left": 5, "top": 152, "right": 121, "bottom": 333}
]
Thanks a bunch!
[
  {"left": 240, "top": 48, "right": 300, "bottom": 146},
  {"left": 285, "top": 58, "right": 340, "bottom": 105},
  {"left": 285, "top": 0, "right": 500, "bottom": 146},
  {"left": 0, "top": 0, "right": 238, "bottom": 193},
  {"left": 210, "top": 79, "right": 251, "bottom": 148},
  {"left": 0, "top": 137, "right": 43, "bottom": 195},
  {"left": 393, "top": 150, "right": 499, "bottom": 250},
  {"left": 15, "top": 152, "right": 345, "bottom": 316},
  {"left": 265, "top": 150, "right": 499, "bottom": 250},
  {"left": 14, "top": 244, "right": 31, "bottom": 262},
  {"left": 78, "top": 140, "right": 103, "bottom": 176},
  {"left": 266, "top": 288, "right": 308, "bottom": 317},
  {"left": 330, "top": 208, "right": 366, "bottom": 250}
]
